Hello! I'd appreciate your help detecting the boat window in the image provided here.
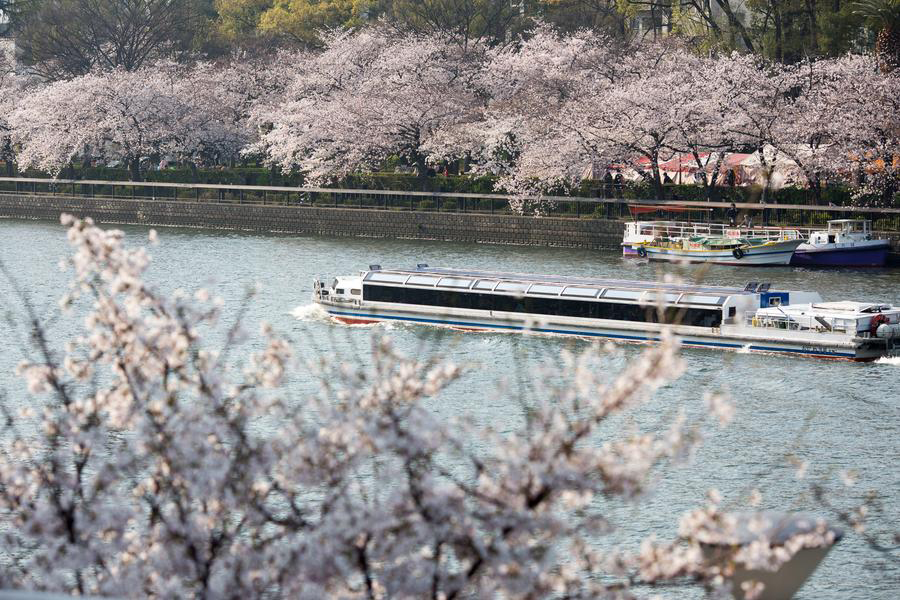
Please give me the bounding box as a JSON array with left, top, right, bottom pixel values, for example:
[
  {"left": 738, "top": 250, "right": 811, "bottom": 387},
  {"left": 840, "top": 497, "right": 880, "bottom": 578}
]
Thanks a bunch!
[
  {"left": 438, "top": 277, "right": 473, "bottom": 289},
  {"left": 408, "top": 275, "right": 441, "bottom": 286},
  {"left": 361, "top": 285, "right": 722, "bottom": 328},
  {"left": 474, "top": 280, "right": 499, "bottom": 290},
  {"left": 679, "top": 295, "right": 725, "bottom": 306},
  {"left": 336, "top": 289, "right": 345, "bottom": 295},
  {"left": 602, "top": 290, "right": 643, "bottom": 301},
  {"left": 642, "top": 292, "right": 681, "bottom": 304},
  {"left": 529, "top": 284, "right": 564, "bottom": 295},
  {"left": 496, "top": 282, "right": 529, "bottom": 293},
  {"left": 366, "top": 272, "right": 409, "bottom": 283},
  {"left": 562, "top": 287, "right": 600, "bottom": 298},
  {"left": 351, "top": 289, "right": 361, "bottom": 295}
]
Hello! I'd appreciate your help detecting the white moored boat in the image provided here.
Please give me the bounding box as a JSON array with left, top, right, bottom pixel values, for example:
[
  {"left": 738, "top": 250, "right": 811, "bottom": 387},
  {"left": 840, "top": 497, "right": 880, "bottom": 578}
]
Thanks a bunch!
[
  {"left": 622, "top": 221, "right": 803, "bottom": 258},
  {"left": 637, "top": 236, "right": 804, "bottom": 266},
  {"left": 313, "top": 266, "right": 900, "bottom": 361}
]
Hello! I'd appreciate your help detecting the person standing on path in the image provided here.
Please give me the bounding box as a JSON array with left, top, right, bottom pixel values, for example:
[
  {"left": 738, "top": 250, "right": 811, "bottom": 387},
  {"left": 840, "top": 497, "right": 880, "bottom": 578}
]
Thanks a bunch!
[{"left": 726, "top": 202, "right": 738, "bottom": 226}]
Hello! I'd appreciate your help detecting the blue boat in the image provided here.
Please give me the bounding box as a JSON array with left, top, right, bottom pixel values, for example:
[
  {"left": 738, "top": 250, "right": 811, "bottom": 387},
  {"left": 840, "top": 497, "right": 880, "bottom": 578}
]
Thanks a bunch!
[{"left": 791, "top": 220, "right": 890, "bottom": 267}]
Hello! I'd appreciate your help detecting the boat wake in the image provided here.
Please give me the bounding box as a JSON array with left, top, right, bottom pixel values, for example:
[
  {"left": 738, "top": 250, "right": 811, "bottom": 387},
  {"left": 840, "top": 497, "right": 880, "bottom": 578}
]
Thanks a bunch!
[
  {"left": 875, "top": 355, "right": 900, "bottom": 366},
  {"left": 290, "top": 303, "right": 329, "bottom": 322}
]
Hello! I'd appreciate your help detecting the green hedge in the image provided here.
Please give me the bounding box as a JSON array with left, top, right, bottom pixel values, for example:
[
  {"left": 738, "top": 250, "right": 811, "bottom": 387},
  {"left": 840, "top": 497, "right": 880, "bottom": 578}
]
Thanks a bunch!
[
  {"left": 603, "top": 182, "right": 856, "bottom": 205},
  {"left": 12, "top": 165, "right": 865, "bottom": 206},
  {"left": 19, "top": 166, "right": 306, "bottom": 187}
]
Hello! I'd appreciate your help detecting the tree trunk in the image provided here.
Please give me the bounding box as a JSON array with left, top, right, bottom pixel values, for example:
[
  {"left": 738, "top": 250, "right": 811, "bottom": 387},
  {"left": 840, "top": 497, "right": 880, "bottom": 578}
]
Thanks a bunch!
[
  {"left": 804, "top": 0, "right": 818, "bottom": 55},
  {"left": 2, "top": 139, "right": 14, "bottom": 176},
  {"left": 713, "top": 0, "right": 756, "bottom": 53},
  {"left": 757, "top": 147, "right": 772, "bottom": 203},
  {"left": 412, "top": 151, "right": 429, "bottom": 191},
  {"left": 649, "top": 150, "right": 664, "bottom": 199},
  {"left": 773, "top": 1, "right": 784, "bottom": 62},
  {"left": 129, "top": 157, "right": 142, "bottom": 182},
  {"left": 810, "top": 175, "right": 822, "bottom": 205}
]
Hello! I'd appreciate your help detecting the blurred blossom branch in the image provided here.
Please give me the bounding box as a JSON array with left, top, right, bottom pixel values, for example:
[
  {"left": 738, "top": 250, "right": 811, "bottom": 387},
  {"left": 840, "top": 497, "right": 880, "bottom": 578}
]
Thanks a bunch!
[{"left": 0, "top": 215, "right": 855, "bottom": 598}]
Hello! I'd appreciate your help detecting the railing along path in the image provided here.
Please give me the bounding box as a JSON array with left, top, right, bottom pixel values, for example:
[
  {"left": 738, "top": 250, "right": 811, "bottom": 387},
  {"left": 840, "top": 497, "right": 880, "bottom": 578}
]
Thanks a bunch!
[{"left": 1, "top": 177, "right": 899, "bottom": 232}]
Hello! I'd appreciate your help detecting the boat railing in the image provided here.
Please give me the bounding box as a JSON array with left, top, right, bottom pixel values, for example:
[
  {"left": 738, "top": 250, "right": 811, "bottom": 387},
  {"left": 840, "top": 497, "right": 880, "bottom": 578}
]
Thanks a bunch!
[
  {"left": 747, "top": 314, "right": 851, "bottom": 333},
  {"left": 637, "top": 222, "right": 803, "bottom": 243},
  {"left": 748, "top": 315, "right": 801, "bottom": 331}
]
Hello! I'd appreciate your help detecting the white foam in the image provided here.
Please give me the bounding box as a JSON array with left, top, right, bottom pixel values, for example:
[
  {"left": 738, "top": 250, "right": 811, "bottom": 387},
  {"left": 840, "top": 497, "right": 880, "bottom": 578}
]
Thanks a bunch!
[
  {"left": 875, "top": 356, "right": 900, "bottom": 366},
  {"left": 290, "top": 303, "right": 328, "bottom": 321}
]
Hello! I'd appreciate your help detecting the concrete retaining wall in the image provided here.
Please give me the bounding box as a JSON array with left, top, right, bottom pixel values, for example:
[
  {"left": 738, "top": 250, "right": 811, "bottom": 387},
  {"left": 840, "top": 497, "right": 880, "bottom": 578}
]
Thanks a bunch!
[{"left": 0, "top": 194, "right": 625, "bottom": 249}]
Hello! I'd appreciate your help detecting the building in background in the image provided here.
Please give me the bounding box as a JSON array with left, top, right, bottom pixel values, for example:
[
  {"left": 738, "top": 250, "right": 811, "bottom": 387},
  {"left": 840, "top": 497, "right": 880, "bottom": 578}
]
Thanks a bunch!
[{"left": 628, "top": 0, "right": 753, "bottom": 47}]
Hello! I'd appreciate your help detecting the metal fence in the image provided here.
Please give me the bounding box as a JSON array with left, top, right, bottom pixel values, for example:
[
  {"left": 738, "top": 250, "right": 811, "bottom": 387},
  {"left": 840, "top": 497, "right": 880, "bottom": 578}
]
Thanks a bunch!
[{"left": 2, "top": 177, "right": 899, "bottom": 233}]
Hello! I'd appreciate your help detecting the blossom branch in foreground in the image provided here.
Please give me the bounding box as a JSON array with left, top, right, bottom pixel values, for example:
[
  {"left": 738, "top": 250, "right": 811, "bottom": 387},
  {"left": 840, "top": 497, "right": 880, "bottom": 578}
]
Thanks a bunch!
[{"left": 0, "top": 215, "right": 846, "bottom": 598}]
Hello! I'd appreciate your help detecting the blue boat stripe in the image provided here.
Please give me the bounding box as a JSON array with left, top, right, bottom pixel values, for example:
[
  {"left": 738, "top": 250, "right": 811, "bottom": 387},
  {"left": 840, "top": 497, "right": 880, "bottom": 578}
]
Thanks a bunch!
[{"left": 325, "top": 310, "right": 856, "bottom": 358}]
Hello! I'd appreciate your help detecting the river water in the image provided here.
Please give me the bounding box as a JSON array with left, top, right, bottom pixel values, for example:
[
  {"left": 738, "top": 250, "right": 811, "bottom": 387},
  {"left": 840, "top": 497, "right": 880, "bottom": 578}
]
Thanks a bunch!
[{"left": 1, "top": 218, "right": 898, "bottom": 598}]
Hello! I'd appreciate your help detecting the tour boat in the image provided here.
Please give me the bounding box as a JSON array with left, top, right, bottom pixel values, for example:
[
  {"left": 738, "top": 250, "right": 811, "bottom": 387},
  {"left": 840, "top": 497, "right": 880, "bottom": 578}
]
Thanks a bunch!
[
  {"left": 622, "top": 221, "right": 802, "bottom": 257},
  {"left": 636, "top": 236, "right": 804, "bottom": 266},
  {"left": 791, "top": 220, "right": 891, "bottom": 267},
  {"left": 313, "top": 265, "right": 900, "bottom": 361}
]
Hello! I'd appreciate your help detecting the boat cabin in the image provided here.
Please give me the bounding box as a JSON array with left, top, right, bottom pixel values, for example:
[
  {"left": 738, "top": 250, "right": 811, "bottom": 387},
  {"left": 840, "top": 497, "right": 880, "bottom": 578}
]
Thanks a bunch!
[
  {"left": 807, "top": 220, "right": 873, "bottom": 246},
  {"left": 751, "top": 301, "right": 900, "bottom": 337},
  {"left": 327, "top": 266, "right": 820, "bottom": 330}
]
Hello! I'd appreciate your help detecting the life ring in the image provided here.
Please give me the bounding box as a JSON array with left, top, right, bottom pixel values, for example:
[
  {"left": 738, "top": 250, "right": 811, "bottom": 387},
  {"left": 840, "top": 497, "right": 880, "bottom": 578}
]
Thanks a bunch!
[
  {"left": 637, "top": 246, "right": 648, "bottom": 258},
  {"left": 870, "top": 313, "right": 888, "bottom": 336},
  {"left": 732, "top": 247, "right": 745, "bottom": 260}
]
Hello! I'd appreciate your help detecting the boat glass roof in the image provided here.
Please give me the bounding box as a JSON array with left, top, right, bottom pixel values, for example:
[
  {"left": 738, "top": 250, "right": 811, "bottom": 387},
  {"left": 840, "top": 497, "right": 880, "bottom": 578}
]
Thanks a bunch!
[
  {"left": 496, "top": 281, "right": 530, "bottom": 293},
  {"left": 438, "top": 277, "right": 473, "bottom": 289},
  {"left": 530, "top": 284, "right": 565, "bottom": 295},
  {"left": 407, "top": 275, "right": 441, "bottom": 286},
  {"left": 603, "top": 290, "right": 644, "bottom": 301},
  {"left": 407, "top": 266, "right": 750, "bottom": 294},
  {"left": 362, "top": 267, "right": 752, "bottom": 306},
  {"left": 562, "top": 287, "right": 601, "bottom": 298},
  {"left": 368, "top": 272, "right": 408, "bottom": 284}
]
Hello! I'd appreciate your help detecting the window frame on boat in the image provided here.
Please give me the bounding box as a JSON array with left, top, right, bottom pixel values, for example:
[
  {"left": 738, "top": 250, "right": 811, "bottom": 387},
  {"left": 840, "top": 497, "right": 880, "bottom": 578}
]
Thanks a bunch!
[{"left": 361, "top": 284, "right": 723, "bottom": 328}]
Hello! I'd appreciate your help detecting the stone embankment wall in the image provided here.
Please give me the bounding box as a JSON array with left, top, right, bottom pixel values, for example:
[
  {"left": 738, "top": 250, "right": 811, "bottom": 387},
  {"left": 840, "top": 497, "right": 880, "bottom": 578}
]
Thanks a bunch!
[{"left": 0, "top": 194, "right": 625, "bottom": 249}]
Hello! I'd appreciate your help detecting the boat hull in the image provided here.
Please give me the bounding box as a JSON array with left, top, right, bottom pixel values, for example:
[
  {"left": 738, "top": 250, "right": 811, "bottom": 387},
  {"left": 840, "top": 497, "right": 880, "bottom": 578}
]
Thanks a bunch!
[
  {"left": 791, "top": 241, "right": 890, "bottom": 267},
  {"left": 642, "top": 240, "right": 802, "bottom": 266},
  {"left": 319, "top": 303, "right": 889, "bottom": 361}
]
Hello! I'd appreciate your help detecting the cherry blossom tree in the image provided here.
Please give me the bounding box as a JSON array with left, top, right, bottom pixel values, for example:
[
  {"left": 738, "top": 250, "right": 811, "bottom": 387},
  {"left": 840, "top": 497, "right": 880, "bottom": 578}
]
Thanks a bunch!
[
  {"left": 253, "top": 27, "right": 486, "bottom": 184},
  {"left": 765, "top": 58, "right": 859, "bottom": 204},
  {"left": 477, "top": 40, "right": 702, "bottom": 203},
  {"left": 666, "top": 52, "right": 762, "bottom": 196},
  {"left": 3, "top": 28, "right": 897, "bottom": 206},
  {"left": 429, "top": 26, "right": 627, "bottom": 209},
  {"left": 0, "top": 215, "right": 848, "bottom": 598},
  {"left": 817, "top": 54, "right": 900, "bottom": 206},
  {"left": 8, "top": 60, "right": 288, "bottom": 179},
  {"left": 0, "top": 55, "right": 25, "bottom": 175},
  {"left": 9, "top": 67, "right": 188, "bottom": 179},
  {"left": 169, "top": 58, "right": 294, "bottom": 170}
]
